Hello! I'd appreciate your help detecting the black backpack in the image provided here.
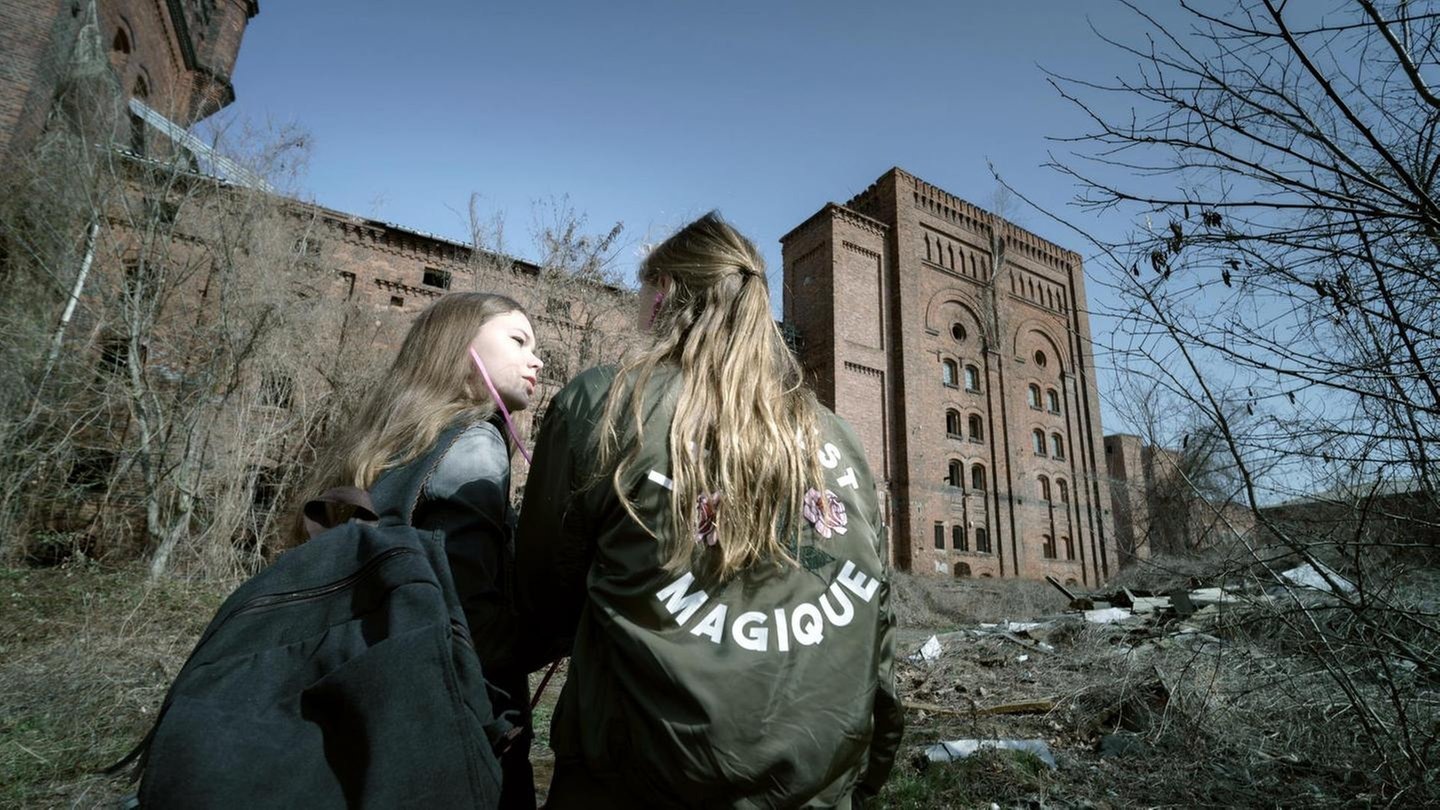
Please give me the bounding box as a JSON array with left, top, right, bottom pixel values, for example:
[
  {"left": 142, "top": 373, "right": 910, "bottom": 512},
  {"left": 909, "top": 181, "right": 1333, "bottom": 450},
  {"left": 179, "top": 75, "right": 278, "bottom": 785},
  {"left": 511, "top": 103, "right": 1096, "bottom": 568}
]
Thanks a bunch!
[{"left": 114, "top": 429, "right": 507, "bottom": 808}]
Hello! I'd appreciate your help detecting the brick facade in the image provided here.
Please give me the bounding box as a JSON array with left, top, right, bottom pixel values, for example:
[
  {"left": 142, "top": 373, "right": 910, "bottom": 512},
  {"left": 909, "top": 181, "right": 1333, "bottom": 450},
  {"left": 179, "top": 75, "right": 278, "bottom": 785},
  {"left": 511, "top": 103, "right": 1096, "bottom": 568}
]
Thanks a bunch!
[
  {"left": 782, "top": 168, "right": 1116, "bottom": 585},
  {"left": 0, "top": 0, "right": 255, "bottom": 160}
]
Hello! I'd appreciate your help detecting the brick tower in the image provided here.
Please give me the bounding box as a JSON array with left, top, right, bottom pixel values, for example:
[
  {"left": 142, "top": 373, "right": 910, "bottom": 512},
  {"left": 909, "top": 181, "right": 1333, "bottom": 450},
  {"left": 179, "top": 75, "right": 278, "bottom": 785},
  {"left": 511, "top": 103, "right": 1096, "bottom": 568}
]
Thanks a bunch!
[{"left": 781, "top": 167, "right": 1115, "bottom": 585}]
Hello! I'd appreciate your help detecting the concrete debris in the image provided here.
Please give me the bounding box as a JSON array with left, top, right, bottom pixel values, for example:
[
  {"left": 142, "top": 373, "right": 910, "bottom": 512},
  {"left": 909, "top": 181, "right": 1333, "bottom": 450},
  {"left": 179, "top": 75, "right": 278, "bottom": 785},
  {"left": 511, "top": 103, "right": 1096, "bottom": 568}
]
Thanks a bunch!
[
  {"left": 910, "top": 634, "right": 943, "bottom": 663},
  {"left": 1084, "top": 607, "right": 1134, "bottom": 624},
  {"left": 1277, "top": 560, "right": 1357, "bottom": 596},
  {"left": 925, "top": 738, "right": 1058, "bottom": 769}
]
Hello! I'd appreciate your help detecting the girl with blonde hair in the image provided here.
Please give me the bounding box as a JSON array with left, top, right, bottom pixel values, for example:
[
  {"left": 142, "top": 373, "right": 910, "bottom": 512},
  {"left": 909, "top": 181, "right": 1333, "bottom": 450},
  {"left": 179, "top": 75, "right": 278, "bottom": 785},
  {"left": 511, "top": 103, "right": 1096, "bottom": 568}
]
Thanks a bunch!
[
  {"left": 296, "top": 291, "right": 546, "bottom": 809},
  {"left": 516, "top": 213, "right": 903, "bottom": 808}
]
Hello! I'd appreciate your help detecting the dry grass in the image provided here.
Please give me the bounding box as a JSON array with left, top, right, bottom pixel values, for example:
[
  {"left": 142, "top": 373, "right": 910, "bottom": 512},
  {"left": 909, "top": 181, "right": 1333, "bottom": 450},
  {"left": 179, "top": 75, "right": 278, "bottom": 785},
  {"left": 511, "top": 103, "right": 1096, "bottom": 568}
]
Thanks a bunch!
[
  {"left": 0, "top": 562, "right": 230, "bottom": 808},
  {"left": 6, "top": 561, "right": 1438, "bottom": 808}
]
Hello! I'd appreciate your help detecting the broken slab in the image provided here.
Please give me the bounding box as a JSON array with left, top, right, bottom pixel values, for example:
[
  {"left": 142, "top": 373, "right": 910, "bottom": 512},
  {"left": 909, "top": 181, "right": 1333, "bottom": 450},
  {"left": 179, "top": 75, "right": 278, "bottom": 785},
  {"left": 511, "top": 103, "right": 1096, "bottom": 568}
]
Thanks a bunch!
[
  {"left": 1084, "top": 606, "right": 1134, "bottom": 624},
  {"left": 908, "top": 634, "right": 943, "bottom": 663},
  {"left": 925, "top": 739, "right": 1057, "bottom": 769},
  {"left": 1277, "top": 560, "right": 1357, "bottom": 596}
]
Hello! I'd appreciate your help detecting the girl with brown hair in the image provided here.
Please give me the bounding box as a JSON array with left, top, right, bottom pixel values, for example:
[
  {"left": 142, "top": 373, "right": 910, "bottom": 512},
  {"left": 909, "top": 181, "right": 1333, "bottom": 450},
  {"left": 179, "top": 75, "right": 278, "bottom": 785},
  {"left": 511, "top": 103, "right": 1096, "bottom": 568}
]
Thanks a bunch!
[
  {"left": 295, "top": 291, "right": 546, "bottom": 809},
  {"left": 516, "top": 213, "right": 903, "bottom": 808}
]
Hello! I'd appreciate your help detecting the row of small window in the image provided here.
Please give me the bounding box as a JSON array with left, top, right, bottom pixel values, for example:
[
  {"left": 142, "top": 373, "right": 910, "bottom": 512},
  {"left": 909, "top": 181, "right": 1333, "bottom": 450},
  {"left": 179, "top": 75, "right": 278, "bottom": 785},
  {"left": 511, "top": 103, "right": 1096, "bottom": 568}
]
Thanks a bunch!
[
  {"left": 1032, "top": 430, "right": 1065, "bottom": 459},
  {"left": 940, "top": 360, "right": 982, "bottom": 392},
  {"left": 945, "top": 461, "right": 988, "bottom": 491},
  {"left": 933, "top": 523, "right": 993, "bottom": 554},
  {"left": 1028, "top": 384, "right": 1061, "bottom": 413},
  {"left": 945, "top": 410, "right": 984, "bottom": 442},
  {"left": 934, "top": 523, "right": 1074, "bottom": 561}
]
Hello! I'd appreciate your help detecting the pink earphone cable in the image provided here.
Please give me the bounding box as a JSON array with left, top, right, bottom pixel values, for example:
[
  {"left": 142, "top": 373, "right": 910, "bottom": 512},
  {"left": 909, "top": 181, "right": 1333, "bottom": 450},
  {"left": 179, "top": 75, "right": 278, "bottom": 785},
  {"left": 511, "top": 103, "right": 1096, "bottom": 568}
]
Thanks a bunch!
[{"left": 467, "top": 347, "right": 533, "bottom": 465}]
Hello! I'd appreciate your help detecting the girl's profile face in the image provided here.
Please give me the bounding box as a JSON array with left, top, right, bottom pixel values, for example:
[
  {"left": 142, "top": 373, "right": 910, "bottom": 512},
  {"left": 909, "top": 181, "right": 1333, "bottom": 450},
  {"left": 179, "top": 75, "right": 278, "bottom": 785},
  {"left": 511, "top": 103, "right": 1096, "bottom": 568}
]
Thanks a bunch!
[{"left": 469, "top": 310, "right": 543, "bottom": 411}]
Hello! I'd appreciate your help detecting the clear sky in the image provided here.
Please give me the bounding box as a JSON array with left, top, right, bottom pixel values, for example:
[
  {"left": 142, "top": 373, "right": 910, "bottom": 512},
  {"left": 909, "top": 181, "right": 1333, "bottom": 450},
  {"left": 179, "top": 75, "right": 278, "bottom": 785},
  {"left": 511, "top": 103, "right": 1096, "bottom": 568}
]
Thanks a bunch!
[{"left": 224, "top": 1, "right": 1171, "bottom": 430}]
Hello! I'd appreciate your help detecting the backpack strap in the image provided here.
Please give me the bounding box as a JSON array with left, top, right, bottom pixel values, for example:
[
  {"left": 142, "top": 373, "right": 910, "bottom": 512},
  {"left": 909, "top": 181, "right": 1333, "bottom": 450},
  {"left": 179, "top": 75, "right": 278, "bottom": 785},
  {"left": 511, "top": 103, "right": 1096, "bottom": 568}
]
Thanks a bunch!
[{"left": 301, "top": 486, "right": 380, "bottom": 540}]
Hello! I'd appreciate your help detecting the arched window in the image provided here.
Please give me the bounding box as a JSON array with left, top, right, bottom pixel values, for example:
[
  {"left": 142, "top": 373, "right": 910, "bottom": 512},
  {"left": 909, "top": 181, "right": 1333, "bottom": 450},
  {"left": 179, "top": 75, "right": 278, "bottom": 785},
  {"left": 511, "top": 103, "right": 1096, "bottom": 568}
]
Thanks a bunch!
[
  {"left": 975, "top": 528, "right": 991, "bottom": 553},
  {"left": 942, "top": 359, "right": 958, "bottom": 387},
  {"left": 1034, "top": 350, "right": 1048, "bottom": 368},
  {"left": 964, "top": 364, "right": 981, "bottom": 392},
  {"left": 1032, "top": 429, "right": 1047, "bottom": 455},
  {"left": 1028, "top": 384, "right": 1041, "bottom": 409},
  {"left": 1042, "top": 534, "right": 1057, "bottom": 559},
  {"left": 1063, "top": 536, "right": 1075, "bottom": 560},
  {"left": 1046, "top": 388, "right": 1060, "bottom": 413},
  {"left": 946, "top": 459, "right": 962, "bottom": 488},
  {"left": 946, "top": 409, "right": 961, "bottom": 436},
  {"left": 952, "top": 526, "right": 967, "bottom": 551},
  {"left": 971, "top": 464, "right": 986, "bottom": 491},
  {"left": 113, "top": 27, "right": 132, "bottom": 54},
  {"left": 1058, "top": 479, "right": 1069, "bottom": 503},
  {"left": 967, "top": 414, "right": 983, "bottom": 442},
  {"left": 948, "top": 244, "right": 956, "bottom": 268},
  {"left": 133, "top": 73, "right": 149, "bottom": 100},
  {"left": 925, "top": 235, "right": 933, "bottom": 262},
  {"left": 1039, "top": 475, "right": 1051, "bottom": 501},
  {"left": 1051, "top": 433, "right": 1065, "bottom": 460},
  {"left": 955, "top": 562, "right": 972, "bottom": 577},
  {"left": 933, "top": 522, "right": 945, "bottom": 549}
]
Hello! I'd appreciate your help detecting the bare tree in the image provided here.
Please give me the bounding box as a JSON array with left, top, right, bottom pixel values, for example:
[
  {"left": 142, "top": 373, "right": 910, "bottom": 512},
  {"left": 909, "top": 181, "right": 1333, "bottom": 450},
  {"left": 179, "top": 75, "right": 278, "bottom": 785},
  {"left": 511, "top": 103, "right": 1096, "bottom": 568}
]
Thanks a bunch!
[{"left": 1035, "top": 0, "right": 1440, "bottom": 792}]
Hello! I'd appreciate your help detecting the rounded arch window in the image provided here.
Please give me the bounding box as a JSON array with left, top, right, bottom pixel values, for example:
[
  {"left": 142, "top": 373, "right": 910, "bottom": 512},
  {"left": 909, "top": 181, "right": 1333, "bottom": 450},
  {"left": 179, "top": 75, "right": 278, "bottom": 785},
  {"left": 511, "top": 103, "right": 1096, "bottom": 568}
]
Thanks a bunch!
[
  {"left": 946, "top": 409, "right": 962, "bottom": 436},
  {"left": 1034, "top": 350, "right": 1048, "bottom": 368},
  {"left": 951, "top": 322, "right": 967, "bottom": 342}
]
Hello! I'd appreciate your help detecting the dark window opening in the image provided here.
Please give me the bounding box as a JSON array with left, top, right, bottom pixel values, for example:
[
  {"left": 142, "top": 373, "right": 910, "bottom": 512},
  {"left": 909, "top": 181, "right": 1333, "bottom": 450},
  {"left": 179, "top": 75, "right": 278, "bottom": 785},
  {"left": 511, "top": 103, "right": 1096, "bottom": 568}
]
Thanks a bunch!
[
  {"left": 970, "top": 464, "right": 986, "bottom": 491},
  {"left": 968, "top": 414, "right": 983, "bottom": 442},
  {"left": 946, "top": 459, "right": 962, "bottom": 488},
  {"left": 389, "top": 295, "right": 404, "bottom": 308},
  {"left": 951, "top": 322, "right": 966, "bottom": 342},
  {"left": 946, "top": 409, "right": 961, "bottom": 437},
  {"left": 942, "top": 359, "right": 958, "bottom": 388},
  {"left": 133, "top": 74, "right": 149, "bottom": 100},
  {"left": 1034, "top": 350, "right": 1048, "bottom": 368},
  {"left": 68, "top": 448, "right": 117, "bottom": 492},
  {"left": 1028, "top": 384, "right": 1042, "bottom": 409},
  {"left": 952, "top": 525, "right": 967, "bottom": 551},
  {"left": 1042, "top": 534, "right": 1057, "bottom": 559},
  {"left": 98, "top": 337, "right": 137, "bottom": 373},
  {"left": 129, "top": 113, "right": 145, "bottom": 155},
  {"left": 1039, "top": 475, "right": 1051, "bottom": 502},
  {"left": 422, "top": 267, "right": 451, "bottom": 289},
  {"left": 954, "top": 562, "right": 972, "bottom": 578},
  {"left": 1032, "top": 429, "right": 1047, "bottom": 455},
  {"left": 337, "top": 271, "right": 356, "bottom": 300},
  {"left": 1047, "top": 388, "right": 1061, "bottom": 413},
  {"left": 1051, "top": 433, "right": 1065, "bottom": 460},
  {"left": 261, "top": 373, "right": 294, "bottom": 409},
  {"left": 975, "top": 527, "right": 991, "bottom": 554},
  {"left": 933, "top": 522, "right": 945, "bottom": 550},
  {"left": 1058, "top": 479, "right": 1069, "bottom": 503},
  {"left": 113, "top": 28, "right": 131, "bottom": 54},
  {"left": 1063, "top": 536, "right": 1075, "bottom": 561}
]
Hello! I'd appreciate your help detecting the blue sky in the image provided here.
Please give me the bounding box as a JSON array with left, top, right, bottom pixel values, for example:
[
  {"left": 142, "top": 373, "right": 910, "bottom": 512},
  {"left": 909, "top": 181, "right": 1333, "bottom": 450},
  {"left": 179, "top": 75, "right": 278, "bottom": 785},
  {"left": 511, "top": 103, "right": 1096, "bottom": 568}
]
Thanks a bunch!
[{"left": 224, "top": 1, "right": 1173, "bottom": 430}]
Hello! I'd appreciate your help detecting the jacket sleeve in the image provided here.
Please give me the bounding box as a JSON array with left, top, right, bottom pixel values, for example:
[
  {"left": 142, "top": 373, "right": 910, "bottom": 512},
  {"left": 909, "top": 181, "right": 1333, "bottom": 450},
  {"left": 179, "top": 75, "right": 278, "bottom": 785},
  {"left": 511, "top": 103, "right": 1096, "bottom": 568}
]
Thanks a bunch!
[
  {"left": 858, "top": 571, "right": 904, "bottom": 799},
  {"left": 514, "top": 386, "right": 596, "bottom": 648}
]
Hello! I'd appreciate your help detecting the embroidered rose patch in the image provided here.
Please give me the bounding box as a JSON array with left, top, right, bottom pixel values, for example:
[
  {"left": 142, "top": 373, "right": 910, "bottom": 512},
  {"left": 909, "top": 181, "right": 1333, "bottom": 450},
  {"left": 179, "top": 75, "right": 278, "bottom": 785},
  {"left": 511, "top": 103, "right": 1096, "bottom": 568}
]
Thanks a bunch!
[{"left": 802, "top": 487, "right": 848, "bottom": 538}]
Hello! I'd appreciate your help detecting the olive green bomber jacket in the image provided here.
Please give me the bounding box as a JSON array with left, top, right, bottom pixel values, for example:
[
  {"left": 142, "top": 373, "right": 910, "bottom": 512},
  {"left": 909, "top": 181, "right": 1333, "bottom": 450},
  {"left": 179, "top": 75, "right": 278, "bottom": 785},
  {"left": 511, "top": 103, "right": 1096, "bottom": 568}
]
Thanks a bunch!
[{"left": 516, "top": 366, "right": 903, "bottom": 808}]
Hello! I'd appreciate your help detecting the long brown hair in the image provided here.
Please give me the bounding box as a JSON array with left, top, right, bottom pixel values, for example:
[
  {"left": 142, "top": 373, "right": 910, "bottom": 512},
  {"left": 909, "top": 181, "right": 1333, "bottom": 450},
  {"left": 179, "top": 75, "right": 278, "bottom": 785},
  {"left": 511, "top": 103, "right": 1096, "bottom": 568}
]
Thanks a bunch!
[
  {"left": 599, "top": 212, "right": 827, "bottom": 582},
  {"left": 292, "top": 292, "right": 525, "bottom": 543}
]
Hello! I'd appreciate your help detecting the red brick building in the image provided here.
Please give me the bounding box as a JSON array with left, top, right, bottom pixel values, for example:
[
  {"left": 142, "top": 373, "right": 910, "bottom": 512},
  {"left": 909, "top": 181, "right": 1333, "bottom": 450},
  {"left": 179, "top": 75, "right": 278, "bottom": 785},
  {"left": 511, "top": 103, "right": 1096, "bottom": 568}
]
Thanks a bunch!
[
  {"left": 781, "top": 168, "right": 1116, "bottom": 585},
  {"left": 0, "top": 0, "right": 254, "bottom": 158}
]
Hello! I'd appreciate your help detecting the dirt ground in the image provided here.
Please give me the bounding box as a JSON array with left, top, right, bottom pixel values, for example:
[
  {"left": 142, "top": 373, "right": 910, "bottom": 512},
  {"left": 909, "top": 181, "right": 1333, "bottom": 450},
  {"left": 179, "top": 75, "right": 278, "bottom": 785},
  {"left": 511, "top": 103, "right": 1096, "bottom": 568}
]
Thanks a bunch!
[{"left": 3, "top": 562, "right": 1435, "bottom": 808}]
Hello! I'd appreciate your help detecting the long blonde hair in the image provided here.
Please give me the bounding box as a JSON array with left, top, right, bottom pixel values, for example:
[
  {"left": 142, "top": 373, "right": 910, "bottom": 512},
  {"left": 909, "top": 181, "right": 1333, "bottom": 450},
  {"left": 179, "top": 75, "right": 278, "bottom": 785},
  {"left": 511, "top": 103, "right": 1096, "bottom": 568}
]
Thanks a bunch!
[
  {"left": 292, "top": 292, "right": 525, "bottom": 543},
  {"left": 599, "top": 212, "right": 827, "bottom": 582}
]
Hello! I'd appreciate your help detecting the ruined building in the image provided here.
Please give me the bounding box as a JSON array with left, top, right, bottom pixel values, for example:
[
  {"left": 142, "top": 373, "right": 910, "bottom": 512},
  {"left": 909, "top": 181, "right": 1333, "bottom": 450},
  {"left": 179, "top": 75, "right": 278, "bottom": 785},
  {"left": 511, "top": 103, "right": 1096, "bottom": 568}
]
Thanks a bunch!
[{"left": 781, "top": 168, "right": 1116, "bottom": 586}]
